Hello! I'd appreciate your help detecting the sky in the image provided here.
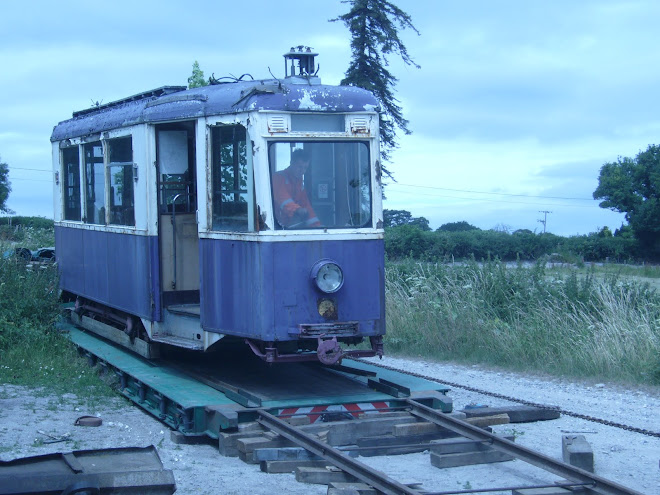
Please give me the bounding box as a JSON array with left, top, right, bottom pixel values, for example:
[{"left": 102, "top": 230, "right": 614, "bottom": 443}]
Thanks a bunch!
[{"left": 1, "top": 0, "right": 659, "bottom": 236}]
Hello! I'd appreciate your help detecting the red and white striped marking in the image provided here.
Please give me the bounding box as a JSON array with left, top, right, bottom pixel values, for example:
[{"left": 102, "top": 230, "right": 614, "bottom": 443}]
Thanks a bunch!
[{"left": 279, "top": 402, "right": 389, "bottom": 423}]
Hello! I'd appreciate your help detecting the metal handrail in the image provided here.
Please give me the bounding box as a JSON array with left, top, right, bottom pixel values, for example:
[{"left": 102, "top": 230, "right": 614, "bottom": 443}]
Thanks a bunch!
[{"left": 170, "top": 193, "right": 193, "bottom": 290}]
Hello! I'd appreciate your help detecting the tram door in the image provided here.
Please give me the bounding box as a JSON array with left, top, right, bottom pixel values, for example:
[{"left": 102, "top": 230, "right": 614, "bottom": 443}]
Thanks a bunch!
[{"left": 156, "top": 122, "right": 200, "bottom": 307}]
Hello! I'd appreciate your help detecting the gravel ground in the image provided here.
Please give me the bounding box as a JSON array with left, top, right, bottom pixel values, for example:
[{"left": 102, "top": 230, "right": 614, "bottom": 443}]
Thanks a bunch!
[{"left": 1, "top": 357, "right": 658, "bottom": 494}]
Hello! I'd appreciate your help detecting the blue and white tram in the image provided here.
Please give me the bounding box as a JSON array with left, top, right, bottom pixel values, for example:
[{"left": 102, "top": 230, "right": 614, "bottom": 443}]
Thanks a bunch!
[{"left": 51, "top": 49, "right": 385, "bottom": 364}]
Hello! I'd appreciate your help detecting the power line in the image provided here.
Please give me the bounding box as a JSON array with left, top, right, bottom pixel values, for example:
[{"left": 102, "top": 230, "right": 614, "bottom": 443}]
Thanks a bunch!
[
  {"left": 389, "top": 187, "right": 600, "bottom": 209},
  {"left": 9, "top": 166, "right": 51, "bottom": 172},
  {"left": 8, "top": 176, "right": 53, "bottom": 183},
  {"left": 391, "top": 182, "right": 595, "bottom": 201}
]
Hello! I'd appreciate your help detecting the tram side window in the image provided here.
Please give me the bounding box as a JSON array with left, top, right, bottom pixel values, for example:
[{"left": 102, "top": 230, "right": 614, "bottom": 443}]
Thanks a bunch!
[
  {"left": 211, "top": 125, "right": 250, "bottom": 231},
  {"left": 84, "top": 141, "right": 105, "bottom": 225},
  {"left": 108, "top": 137, "right": 135, "bottom": 226},
  {"left": 61, "top": 146, "right": 81, "bottom": 221}
]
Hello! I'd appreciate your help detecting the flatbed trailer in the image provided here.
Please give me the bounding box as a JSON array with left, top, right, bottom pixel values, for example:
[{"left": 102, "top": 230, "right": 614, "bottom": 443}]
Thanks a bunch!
[{"left": 63, "top": 323, "right": 452, "bottom": 438}]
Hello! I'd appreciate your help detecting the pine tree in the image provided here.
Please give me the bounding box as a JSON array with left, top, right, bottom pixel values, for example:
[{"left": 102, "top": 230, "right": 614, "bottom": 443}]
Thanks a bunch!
[
  {"left": 332, "top": 0, "right": 420, "bottom": 178},
  {"left": 188, "top": 61, "right": 208, "bottom": 89}
]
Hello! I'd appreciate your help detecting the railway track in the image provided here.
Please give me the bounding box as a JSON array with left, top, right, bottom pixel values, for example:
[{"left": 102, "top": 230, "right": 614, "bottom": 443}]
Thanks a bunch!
[
  {"left": 354, "top": 358, "right": 660, "bottom": 439},
  {"left": 63, "top": 323, "right": 647, "bottom": 495},
  {"left": 254, "top": 400, "right": 642, "bottom": 495}
]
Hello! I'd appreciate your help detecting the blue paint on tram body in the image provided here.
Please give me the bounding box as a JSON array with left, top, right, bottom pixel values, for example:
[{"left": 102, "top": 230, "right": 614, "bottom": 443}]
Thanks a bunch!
[
  {"left": 199, "top": 238, "right": 384, "bottom": 340},
  {"left": 55, "top": 226, "right": 157, "bottom": 320}
]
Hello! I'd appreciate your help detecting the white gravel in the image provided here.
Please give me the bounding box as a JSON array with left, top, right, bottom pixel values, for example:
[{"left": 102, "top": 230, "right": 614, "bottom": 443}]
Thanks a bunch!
[{"left": 1, "top": 357, "right": 658, "bottom": 494}]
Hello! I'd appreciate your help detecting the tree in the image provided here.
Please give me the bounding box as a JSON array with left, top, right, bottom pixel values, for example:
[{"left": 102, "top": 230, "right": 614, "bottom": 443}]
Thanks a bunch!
[
  {"left": 408, "top": 216, "right": 430, "bottom": 231},
  {"left": 593, "top": 144, "right": 660, "bottom": 256},
  {"left": 0, "top": 157, "right": 11, "bottom": 214},
  {"left": 437, "top": 221, "right": 479, "bottom": 232},
  {"left": 332, "top": 0, "right": 420, "bottom": 177},
  {"left": 383, "top": 209, "right": 429, "bottom": 229},
  {"left": 383, "top": 208, "right": 412, "bottom": 227},
  {"left": 188, "top": 61, "right": 208, "bottom": 89}
]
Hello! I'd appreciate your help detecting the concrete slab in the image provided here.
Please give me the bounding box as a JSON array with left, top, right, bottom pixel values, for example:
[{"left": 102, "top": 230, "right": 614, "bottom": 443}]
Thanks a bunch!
[{"left": 562, "top": 435, "right": 594, "bottom": 473}]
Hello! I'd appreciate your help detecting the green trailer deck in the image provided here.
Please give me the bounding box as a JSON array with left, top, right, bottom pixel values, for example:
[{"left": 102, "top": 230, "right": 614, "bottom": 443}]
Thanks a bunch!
[{"left": 65, "top": 324, "right": 451, "bottom": 438}]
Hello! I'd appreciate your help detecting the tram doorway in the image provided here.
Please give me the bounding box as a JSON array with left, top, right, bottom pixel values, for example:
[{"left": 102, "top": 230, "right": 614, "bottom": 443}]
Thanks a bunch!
[{"left": 155, "top": 122, "right": 200, "bottom": 307}]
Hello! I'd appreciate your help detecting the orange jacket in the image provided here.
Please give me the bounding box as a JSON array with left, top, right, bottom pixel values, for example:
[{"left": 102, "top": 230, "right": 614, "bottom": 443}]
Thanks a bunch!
[{"left": 272, "top": 168, "right": 321, "bottom": 227}]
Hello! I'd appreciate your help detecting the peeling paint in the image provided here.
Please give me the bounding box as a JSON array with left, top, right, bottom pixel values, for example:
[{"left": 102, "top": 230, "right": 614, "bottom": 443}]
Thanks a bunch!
[{"left": 297, "top": 90, "right": 325, "bottom": 111}]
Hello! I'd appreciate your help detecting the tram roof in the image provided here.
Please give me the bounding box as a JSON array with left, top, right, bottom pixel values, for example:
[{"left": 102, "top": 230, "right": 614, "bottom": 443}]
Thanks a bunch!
[{"left": 51, "top": 79, "right": 380, "bottom": 142}]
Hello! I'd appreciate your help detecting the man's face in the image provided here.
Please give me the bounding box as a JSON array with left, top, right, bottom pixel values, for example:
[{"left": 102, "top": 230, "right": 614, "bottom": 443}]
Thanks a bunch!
[{"left": 290, "top": 159, "right": 309, "bottom": 180}]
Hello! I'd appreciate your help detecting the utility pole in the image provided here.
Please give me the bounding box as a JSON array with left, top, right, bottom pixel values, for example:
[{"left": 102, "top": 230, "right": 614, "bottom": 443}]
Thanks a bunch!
[{"left": 538, "top": 210, "right": 552, "bottom": 233}]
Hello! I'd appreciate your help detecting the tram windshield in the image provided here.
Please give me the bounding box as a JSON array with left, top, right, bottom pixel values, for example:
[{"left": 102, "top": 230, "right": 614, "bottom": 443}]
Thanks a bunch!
[{"left": 269, "top": 141, "right": 372, "bottom": 230}]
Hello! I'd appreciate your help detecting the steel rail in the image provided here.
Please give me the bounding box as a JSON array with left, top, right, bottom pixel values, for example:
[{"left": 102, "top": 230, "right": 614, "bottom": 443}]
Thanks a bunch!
[
  {"left": 256, "top": 410, "right": 421, "bottom": 495},
  {"left": 406, "top": 399, "right": 642, "bottom": 495}
]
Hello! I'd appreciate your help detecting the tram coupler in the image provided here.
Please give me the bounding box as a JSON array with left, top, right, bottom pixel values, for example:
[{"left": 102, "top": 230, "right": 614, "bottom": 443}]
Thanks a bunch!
[{"left": 317, "top": 336, "right": 343, "bottom": 365}]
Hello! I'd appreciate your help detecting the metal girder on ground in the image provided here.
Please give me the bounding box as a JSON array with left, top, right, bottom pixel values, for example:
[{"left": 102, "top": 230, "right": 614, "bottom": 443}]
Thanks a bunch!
[{"left": 406, "top": 399, "right": 642, "bottom": 495}]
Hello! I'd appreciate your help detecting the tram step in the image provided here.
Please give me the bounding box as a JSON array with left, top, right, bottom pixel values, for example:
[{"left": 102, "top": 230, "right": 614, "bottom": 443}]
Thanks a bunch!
[
  {"left": 166, "top": 304, "right": 201, "bottom": 317},
  {"left": 150, "top": 334, "right": 204, "bottom": 350}
]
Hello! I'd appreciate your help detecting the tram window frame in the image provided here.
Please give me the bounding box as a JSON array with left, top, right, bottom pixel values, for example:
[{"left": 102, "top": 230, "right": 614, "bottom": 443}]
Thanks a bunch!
[
  {"left": 107, "top": 136, "right": 135, "bottom": 227},
  {"left": 83, "top": 141, "right": 106, "bottom": 225},
  {"left": 269, "top": 140, "right": 372, "bottom": 230},
  {"left": 210, "top": 124, "right": 253, "bottom": 232},
  {"left": 61, "top": 146, "right": 81, "bottom": 221}
]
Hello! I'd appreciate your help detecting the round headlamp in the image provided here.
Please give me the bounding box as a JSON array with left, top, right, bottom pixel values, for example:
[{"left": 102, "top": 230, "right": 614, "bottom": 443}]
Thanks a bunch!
[{"left": 311, "top": 260, "right": 344, "bottom": 294}]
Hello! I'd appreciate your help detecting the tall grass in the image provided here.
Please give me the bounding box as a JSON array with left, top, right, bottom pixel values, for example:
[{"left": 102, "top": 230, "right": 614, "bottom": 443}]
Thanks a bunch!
[
  {"left": 0, "top": 231, "right": 113, "bottom": 398},
  {"left": 386, "top": 259, "right": 660, "bottom": 384}
]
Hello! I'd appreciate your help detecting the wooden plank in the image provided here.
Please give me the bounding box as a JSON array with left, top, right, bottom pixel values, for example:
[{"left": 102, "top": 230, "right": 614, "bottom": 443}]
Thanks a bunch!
[
  {"left": 430, "top": 450, "right": 515, "bottom": 468},
  {"left": 463, "top": 413, "right": 510, "bottom": 428},
  {"left": 260, "top": 460, "right": 331, "bottom": 474},
  {"left": 295, "top": 466, "right": 358, "bottom": 485},
  {"left": 430, "top": 435, "right": 515, "bottom": 455},
  {"left": 328, "top": 482, "right": 378, "bottom": 495},
  {"left": 253, "top": 447, "right": 321, "bottom": 462},
  {"left": 461, "top": 405, "right": 561, "bottom": 423}
]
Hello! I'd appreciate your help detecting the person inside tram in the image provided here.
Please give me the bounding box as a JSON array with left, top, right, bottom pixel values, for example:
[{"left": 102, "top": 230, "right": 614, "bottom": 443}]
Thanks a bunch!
[{"left": 272, "top": 149, "right": 321, "bottom": 228}]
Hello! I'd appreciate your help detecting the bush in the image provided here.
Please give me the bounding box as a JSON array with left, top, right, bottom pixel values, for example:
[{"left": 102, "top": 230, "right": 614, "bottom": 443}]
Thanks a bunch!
[{"left": 384, "top": 227, "right": 642, "bottom": 263}]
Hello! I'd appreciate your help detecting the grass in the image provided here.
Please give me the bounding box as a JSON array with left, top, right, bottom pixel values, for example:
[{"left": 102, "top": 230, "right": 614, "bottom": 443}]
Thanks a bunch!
[
  {"left": 546, "top": 262, "right": 660, "bottom": 290},
  {"left": 0, "top": 223, "right": 54, "bottom": 250},
  {"left": 0, "top": 230, "right": 115, "bottom": 401},
  {"left": 385, "top": 259, "right": 660, "bottom": 385}
]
